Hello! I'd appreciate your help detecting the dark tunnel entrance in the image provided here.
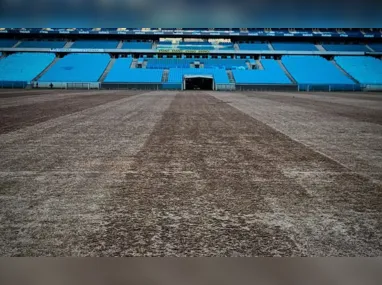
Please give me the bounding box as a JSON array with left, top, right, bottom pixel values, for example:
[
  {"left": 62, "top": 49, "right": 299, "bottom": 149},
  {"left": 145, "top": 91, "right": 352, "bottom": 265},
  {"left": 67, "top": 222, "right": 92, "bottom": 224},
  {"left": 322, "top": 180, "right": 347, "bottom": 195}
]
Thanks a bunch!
[{"left": 184, "top": 76, "right": 214, "bottom": 90}]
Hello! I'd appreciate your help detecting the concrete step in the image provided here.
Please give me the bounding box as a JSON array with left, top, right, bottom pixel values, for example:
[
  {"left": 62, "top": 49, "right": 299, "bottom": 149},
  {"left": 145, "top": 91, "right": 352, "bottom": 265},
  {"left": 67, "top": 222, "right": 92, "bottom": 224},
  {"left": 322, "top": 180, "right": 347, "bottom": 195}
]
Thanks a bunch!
[
  {"left": 315, "top": 44, "right": 326, "bottom": 51},
  {"left": 162, "top": 69, "right": 169, "bottom": 83},
  {"left": 13, "top": 41, "right": 22, "bottom": 48},
  {"left": 234, "top": 43, "right": 240, "bottom": 51},
  {"left": 130, "top": 58, "right": 138, "bottom": 68},
  {"left": 366, "top": 44, "right": 375, "bottom": 52},
  {"left": 117, "top": 41, "right": 123, "bottom": 49},
  {"left": 98, "top": 58, "right": 117, "bottom": 82},
  {"left": 256, "top": 59, "right": 264, "bottom": 70},
  {"left": 331, "top": 60, "right": 360, "bottom": 84},
  {"left": 277, "top": 60, "right": 297, "bottom": 84},
  {"left": 32, "top": 57, "right": 60, "bottom": 82},
  {"left": 226, "top": 70, "right": 235, "bottom": 83},
  {"left": 64, "top": 41, "right": 74, "bottom": 48},
  {"left": 268, "top": 42, "right": 274, "bottom": 50}
]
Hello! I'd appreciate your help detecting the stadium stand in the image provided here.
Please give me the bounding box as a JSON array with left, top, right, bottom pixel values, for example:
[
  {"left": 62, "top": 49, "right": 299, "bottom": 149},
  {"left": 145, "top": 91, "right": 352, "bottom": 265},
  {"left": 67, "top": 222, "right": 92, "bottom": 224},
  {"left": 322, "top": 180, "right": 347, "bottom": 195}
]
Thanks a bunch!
[
  {"left": 158, "top": 41, "right": 215, "bottom": 50},
  {"left": 0, "top": 53, "right": 55, "bottom": 84},
  {"left": 71, "top": 40, "right": 119, "bottom": 49},
  {"left": 200, "top": 59, "right": 248, "bottom": 69},
  {"left": 39, "top": 53, "right": 110, "bottom": 82},
  {"left": 105, "top": 59, "right": 163, "bottom": 83},
  {"left": 238, "top": 42, "right": 269, "bottom": 50},
  {"left": 121, "top": 41, "right": 152, "bottom": 49},
  {"left": 232, "top": 59, "right": 291, "bottom": 84},
  {"left": 334, "top": 56, "right": 382, "bottom": 85},
  {"left": 168, "top": 68, "right": 230, "bottom": 84},
  {"left": 146, "top": 58, "right": 193, "bottom": 69},
  {"left": 322, "top": 44, "right": 369, "bottom": 52},
  {"left": 282, "top": 56, "right": 355, "bottom": 85},
  {"left": 0, "top": 39, "right": 18, "bottom": 48},
  {"left": 18, "top": 40, "right": 67, "bottom": 48},
  {"left": 271, "top": 42, "right": 318, "bottom": 51},
  {"left": 368, "top": 44, "right": 382, "bottom": 52}
]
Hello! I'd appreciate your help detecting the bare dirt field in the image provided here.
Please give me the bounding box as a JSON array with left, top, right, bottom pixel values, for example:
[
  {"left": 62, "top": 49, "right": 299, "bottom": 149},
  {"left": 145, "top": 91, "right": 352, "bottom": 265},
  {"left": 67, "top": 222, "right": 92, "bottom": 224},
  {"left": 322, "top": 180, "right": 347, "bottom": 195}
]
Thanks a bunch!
[{"left": 0, "top": 89, "right": 381, "bottom": 256}]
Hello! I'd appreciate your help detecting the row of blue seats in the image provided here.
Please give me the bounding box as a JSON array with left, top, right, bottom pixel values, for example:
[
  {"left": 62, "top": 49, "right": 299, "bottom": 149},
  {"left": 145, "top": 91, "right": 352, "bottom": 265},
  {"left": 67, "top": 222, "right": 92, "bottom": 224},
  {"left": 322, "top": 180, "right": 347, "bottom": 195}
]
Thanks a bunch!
[
  {"left": 282, "top": 56, "right": 354, "bottom": 85},
  {"left": 322, "top": 44, "right": 369, "bottom": 52},
  {"left": 39, "top": 53, "right": 110, "bottom": 82},
  {"left": 105, "top": 58, "right": 163, "bottom": 83},
  {"left": 0, "top": 53, "right": 55, "bottom": 82},
  {"left": 271, "top": 42, "right": 318, "bottom": 51},
  {"left": 1, "top": 39, "right": 379, "bottom": 52},
  {"left": 1, "top": 52, "right": 380, "bottom": 86},
  {"left": 232, "top": 60, "right": 291, "bottom": 84},
  {"left": 0, "top": 39, "right": 18, "bottom": 48},
  {"left": 335, "top": 56, "right": 382, "bottom": 85},
  {"left": 18, "top": 41, "right": 67, "bottom": 48},
  {"left": 368, "top": 44, "right": 382, "bottom": 52}
]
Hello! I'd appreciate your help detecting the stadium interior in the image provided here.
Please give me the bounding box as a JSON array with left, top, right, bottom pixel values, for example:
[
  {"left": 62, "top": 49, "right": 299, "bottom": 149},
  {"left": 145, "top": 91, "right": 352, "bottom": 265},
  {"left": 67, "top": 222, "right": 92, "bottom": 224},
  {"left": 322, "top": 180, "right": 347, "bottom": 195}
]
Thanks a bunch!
[{"left": 0, "top": 28, "right": 382, "bottom": 91}]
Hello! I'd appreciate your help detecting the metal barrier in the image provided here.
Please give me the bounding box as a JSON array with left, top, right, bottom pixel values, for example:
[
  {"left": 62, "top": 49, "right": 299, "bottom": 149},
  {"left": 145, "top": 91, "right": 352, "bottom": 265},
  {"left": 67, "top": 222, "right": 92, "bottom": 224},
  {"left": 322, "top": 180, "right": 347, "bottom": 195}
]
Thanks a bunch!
[
  {"left": 363, "top": 84, "right": 382, "bottom": 91},
  {"left": 30, "top": 82, "right": 100, "bottom": 89},
  {"left": 0, "top": 81, "right": 28, "bottom": 88},
  {"left": 298, "top": 84, "right": 362, "bottom": 92},
  {"left": 101, "top": 83, "right": 161, "bottom": 90},
  {"left": 236, "top": 84, "right": 298, "bottom": 92},
  {"left": 215, "top": 83, "right": 236, "bottom": 91}
]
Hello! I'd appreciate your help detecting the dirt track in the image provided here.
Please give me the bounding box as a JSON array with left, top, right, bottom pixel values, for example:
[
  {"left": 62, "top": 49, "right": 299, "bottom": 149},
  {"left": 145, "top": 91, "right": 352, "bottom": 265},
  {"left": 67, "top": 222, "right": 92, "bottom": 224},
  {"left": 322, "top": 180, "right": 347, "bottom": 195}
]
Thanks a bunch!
[{"left": 0, "top": 90, "right": 381, "bottom": 256}]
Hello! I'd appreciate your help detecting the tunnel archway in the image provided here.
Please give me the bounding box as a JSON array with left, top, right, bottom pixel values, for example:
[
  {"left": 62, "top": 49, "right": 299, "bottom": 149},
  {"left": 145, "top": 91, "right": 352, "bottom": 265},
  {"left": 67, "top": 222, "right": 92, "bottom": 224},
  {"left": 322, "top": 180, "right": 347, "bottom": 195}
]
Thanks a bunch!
[{"left": 183, "top": 75, "right": 214, "bottom": 90}]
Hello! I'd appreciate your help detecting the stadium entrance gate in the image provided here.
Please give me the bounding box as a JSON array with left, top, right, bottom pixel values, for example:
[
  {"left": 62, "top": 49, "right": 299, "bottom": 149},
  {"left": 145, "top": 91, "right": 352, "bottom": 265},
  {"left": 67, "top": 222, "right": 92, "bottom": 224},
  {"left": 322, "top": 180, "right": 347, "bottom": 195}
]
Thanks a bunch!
[{"left": 183, "top": 75, "right": 214, "bottom": 91}]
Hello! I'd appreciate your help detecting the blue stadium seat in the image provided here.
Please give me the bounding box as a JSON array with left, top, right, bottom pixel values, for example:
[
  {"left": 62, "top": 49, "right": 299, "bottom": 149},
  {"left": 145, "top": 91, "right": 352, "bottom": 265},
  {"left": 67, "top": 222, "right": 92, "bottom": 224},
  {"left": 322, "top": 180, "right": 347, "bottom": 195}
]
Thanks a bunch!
[
  {"left": 122, "top": 41, "right": 152, "bottom": 49},
  {"left": 335, "top": 56, "right": 382, "bottom": 85},
  {"left": 238, "top": 42, "right": 269, "bottom": 50},
  {"left": 39, "top": 53, "right": 110, "bottom": 82},
  {"left": 71, "top": 40, "right": 119, "bottom": 49},
  {"left": 105, "top": 60, "right": 163, "bottom": 83},
  {"left": 368, "top": 44, "right": 382, "bottom": 52},
  {"left": 201, "top": 59, "right": 248, "bottom": 69},
  {"left": 147, "top": 58, "right": 194, "bottom": 69},
  {"left": 282, "top": 55, "right": 355, "bottom": 85},
  {"left": 0, "top": 39, "right": 18, "bottom": 48},
  {"left": 232, "top": 60, "right": 291, "bottom": 84},
  {"left": 18, "top": 40, "right": 67, "bottom": 48},
  {"left": 0, "top": 52, "right": 55, "bottom": 82},
  {"left": 271, "top": 42, "right": 318, "bottom": 51},
  {"left": 168, "top": 68, "right": 230, "bottom": 84},
  {"left": 322, "top": 44, "right": 369, "bottom": 52}
]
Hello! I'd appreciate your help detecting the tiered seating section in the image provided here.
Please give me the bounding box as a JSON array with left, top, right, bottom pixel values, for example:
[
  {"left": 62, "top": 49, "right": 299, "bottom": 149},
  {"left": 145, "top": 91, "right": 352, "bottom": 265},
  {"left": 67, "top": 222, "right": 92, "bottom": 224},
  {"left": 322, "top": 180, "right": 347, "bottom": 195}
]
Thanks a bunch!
[
  {"left": 1, "top": 38, "right": 381, "bottom": 89},
  {"left": 200, "top": 59, "right": 248, "bottom": 69},
  {"left": 39, "top": 53, "right": 110, "bottom": 82},
  {"left": 177, "top": 42, "right": 214, "bottom": 50},
  {"left": 0, "top": 53, "right": 55, "bottom": 85},
  {"left": 105, "top": 61, "right": 163, "bottom": 83},
  {"left": 335, "top": 56, "right": 382, "bottom": 85},
  {"left": 157, "top": 41, "right": 220, "bottom": 51},
  {"left": 322, "top": 44, "right": 369, "bottom": 52},
  {"left": 71, "top": 40, "right": 119, "bottom": 49},
  {"left": 121, "top": 41, "right": 152, "bottom": 49},
  {"left": 147, "top": 58, "right": 193, "bottom": 69},
  {"left": 238, "top": 42, "right": 269, "bottom": 50},
  {"left": 0, "top": 39, "right": 18, "bottom": 48},
  {"left": 232, "top": 60, "right": 291, "bottom": 84},
  {"left": 368, "top": 44, "right": 382, "bottom": 52},
  {"left": 18, "top": 40, "right": 67, "bottom": 48},
  {"left": 282, "top": 56, "right": 355, "bottom": 86},
  {"left": 271, "top": 42, "right": 318, "bottom": 51}
]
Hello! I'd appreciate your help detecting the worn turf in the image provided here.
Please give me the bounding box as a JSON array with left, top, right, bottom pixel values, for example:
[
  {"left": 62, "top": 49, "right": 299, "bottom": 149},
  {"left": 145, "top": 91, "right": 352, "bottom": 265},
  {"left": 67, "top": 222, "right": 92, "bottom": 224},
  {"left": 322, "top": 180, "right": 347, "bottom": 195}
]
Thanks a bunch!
[{"left": 0, "top": 90, "right": 381, "bottom": 256}]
